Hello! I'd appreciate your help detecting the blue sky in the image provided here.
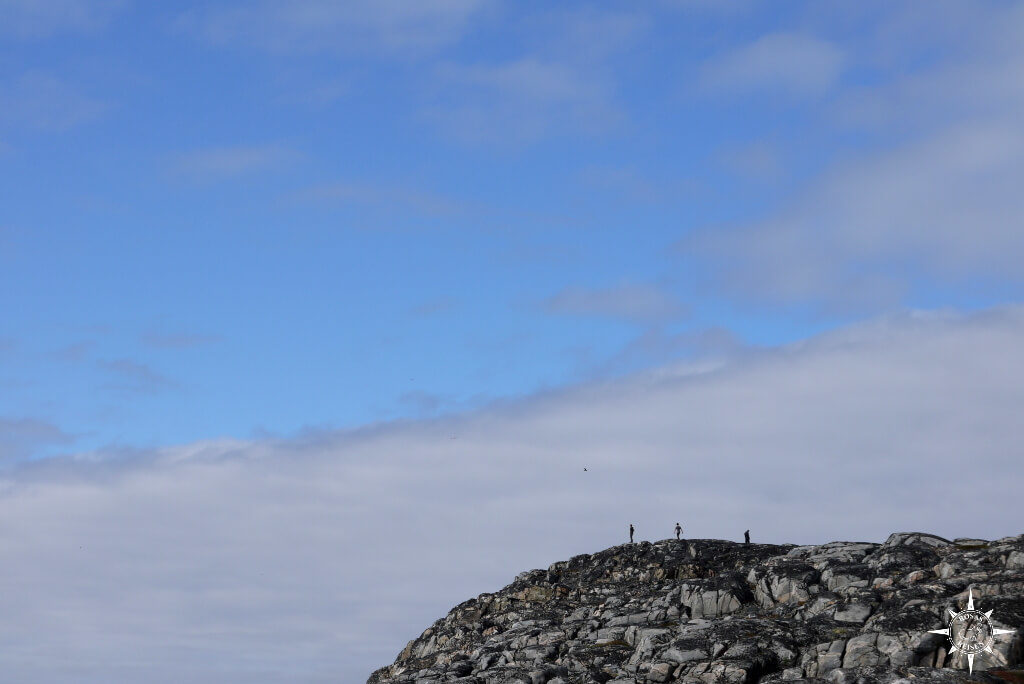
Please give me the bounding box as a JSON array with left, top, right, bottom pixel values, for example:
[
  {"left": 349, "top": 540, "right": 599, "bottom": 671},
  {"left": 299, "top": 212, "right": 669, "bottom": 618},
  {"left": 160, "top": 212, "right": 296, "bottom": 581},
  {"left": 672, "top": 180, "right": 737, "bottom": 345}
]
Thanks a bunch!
[
  {"left": 3, "top": 2, "right": 1024, "bottom": 682},
  {"left": 8, "top": 0, "right": 1010, "bottom": 458}
]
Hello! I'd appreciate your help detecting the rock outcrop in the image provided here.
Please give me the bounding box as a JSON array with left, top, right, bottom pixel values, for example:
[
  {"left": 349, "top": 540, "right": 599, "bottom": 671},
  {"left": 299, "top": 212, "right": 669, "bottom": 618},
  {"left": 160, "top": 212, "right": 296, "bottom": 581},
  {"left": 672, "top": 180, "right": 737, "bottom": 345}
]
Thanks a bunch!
[{"left": 368, "top": 533, "right": 1024, "bottom": 684}]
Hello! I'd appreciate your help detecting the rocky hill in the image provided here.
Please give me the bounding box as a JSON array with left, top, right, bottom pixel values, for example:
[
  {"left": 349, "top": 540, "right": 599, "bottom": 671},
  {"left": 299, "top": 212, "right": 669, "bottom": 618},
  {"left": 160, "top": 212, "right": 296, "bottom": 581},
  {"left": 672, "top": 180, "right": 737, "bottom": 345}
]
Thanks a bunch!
[{"left": 367, "top": 533, "right": 1024, "bottom": 684}]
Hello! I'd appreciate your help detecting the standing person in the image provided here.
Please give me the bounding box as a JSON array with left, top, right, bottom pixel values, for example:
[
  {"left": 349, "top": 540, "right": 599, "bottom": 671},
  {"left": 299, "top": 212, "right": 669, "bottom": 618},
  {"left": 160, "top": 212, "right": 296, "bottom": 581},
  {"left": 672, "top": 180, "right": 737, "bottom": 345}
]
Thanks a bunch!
[
  {"left": 675, "top": 523, "right": 682, "bottom": 540},
  {"left": 744, "top": 529, "right": 750, "bottom": 544},
  {"left": 629, "top": 524, "right": 635, "bottom": 543}
]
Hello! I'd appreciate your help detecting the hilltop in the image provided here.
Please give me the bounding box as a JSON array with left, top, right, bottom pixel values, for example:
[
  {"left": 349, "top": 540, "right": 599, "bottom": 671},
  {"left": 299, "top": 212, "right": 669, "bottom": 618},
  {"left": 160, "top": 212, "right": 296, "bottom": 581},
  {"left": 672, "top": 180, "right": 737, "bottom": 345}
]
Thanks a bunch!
[{"left": 368, "top": 533, "right": 1023, "bottom": 683}]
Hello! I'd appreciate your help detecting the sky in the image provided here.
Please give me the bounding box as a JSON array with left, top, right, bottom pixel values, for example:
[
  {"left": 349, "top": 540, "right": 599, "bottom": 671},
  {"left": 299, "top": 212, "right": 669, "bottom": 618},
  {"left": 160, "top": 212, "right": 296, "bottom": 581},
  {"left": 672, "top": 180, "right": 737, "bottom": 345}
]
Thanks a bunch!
[{"left": 1, "top": 1, "right": 1024, "bottom": 682}]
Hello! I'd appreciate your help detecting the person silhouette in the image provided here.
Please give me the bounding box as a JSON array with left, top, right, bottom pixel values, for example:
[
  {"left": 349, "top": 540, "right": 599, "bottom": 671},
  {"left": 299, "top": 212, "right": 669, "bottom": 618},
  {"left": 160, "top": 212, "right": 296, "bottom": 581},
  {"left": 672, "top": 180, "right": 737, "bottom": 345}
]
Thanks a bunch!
[
  {"left": 675, "top": 523, "right": 682, "bottom": 540},
  {"left": 629, "top": 524, "right": 635, "bottom": 543},
  {"left": 744, "top": 529, "right": 750, "bottom": 544}
]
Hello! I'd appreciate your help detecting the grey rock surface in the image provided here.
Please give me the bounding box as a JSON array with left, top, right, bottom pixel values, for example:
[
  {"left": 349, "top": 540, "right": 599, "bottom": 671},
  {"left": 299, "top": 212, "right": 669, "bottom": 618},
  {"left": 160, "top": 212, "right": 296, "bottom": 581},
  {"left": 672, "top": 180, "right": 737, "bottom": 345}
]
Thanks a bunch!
[{"left": 367, "top": 533, "right": 1024, "bottom": 684}]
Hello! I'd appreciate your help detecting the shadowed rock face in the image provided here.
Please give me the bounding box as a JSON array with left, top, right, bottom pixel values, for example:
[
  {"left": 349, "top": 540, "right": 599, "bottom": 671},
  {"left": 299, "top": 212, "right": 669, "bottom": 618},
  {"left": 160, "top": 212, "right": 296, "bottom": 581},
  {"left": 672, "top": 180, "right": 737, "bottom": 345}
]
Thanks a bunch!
[{"left": 367, "top": 533, "right": 1024, "bottom": 684}]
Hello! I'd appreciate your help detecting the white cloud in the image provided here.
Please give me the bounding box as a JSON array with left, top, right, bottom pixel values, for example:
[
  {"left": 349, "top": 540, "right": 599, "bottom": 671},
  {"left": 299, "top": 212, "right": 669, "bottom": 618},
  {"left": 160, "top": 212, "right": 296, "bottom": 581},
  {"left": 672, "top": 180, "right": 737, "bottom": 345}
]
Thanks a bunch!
[
  {"left": 299, "top": 181, "right": 467, "bottom": 218},
  {"left": 576, "top": 165, "right": 701, "bottom": 204},
  {"left": 543, "top": 283, "right": 688, "bottom": 323},
  {"left": 716, "top": 140, "right": 785, "bottom": 183},
  {"left": 0, "top": 71, "right": 108, "bottom": 131},
  {"left": 171, "top": 145, "right": 299, "bottom": 183},
  {"left": 98, "top": 358, "right": 176, "bottom": 394},
  {"left": 682, "top": 4, "right": 1024, "bottom": 310},
  {"left": 0, "top": 0, "right": 125, "bottom": 39},
  {"left": 1, "top": 307, "right": 1023, "bottom": 681},
  {"left": 0, "top": 417, "right": 73, "bottom": 460},
  {"left": 448, "top": 59, "right": 600, "bottom": 103},
  {"left": 831, "top": 12, "right": 1024, "bottom": 131},
  {"left": 426, "top": 58, "right": 620, "bottom": 144},
  {"left": 141, "top": 332, "right": 221, "bottom": 350},
  {"left": 408, "top": 297, "right": 457, "bottom": 317},
  {"left": 177, "top": 0, "right": 485, "bottom": 56},
  {"left": 593, "top": 326, "right": 746, "bottom": 376},
  {"left": 420, "top": 7, "right": 646, "bottom": 145},
  {"left": 701, "top": 32, "right": 845, "bottom": 96},
  {"left": 683, "top": 120, "right": 1024, "bottom": 310},
  {"left": 520, "top": 7, "right": 650, "bottom": 63}
]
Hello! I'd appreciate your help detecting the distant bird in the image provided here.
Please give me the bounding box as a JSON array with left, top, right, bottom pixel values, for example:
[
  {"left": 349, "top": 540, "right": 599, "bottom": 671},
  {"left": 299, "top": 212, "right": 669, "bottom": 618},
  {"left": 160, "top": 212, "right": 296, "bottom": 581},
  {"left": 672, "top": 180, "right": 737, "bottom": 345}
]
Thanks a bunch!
[{"left": 583, "top": 467, "right": 587, "bottom": 471}]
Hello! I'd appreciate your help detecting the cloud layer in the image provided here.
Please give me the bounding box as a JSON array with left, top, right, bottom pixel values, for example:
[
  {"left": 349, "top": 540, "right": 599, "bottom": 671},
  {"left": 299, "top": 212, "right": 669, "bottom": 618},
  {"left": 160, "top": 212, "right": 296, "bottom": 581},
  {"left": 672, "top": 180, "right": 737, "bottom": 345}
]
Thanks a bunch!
[
  {"left": 683, "top": 2, "right": 1024, "bottom": 311},
  {"left": 701, "top": 33, "right": 844, "bottom": 96},
  {"left": 2, "top": 306, "right": 1023, "bottom": 682}
]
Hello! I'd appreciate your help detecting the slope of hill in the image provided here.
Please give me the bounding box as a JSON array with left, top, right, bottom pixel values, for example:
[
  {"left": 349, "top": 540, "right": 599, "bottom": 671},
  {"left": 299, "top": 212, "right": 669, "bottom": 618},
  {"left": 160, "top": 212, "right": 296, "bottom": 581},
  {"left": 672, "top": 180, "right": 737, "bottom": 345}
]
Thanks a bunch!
[{"left": 368, "top": 532, "right": 1024, "bottom": 683}]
